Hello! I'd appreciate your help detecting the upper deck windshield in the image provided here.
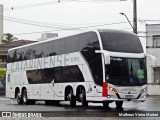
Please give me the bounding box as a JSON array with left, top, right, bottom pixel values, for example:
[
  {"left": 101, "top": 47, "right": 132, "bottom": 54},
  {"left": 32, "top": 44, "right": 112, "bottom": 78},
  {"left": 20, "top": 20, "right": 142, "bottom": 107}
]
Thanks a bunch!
[
  {"left": 99, "top": 30, "right": 144, "bottom": 53},
  {"left": 105, "top": 57, "right": 147, "bottom": 86}
]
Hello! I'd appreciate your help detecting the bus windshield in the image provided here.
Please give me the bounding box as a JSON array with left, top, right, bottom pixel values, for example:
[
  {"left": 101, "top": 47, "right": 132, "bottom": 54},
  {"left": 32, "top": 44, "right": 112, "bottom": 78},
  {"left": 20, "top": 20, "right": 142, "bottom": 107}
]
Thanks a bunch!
[
  {"left": 99, "top": 30, "right": 144, "bottom": 53},
  {"left": 105, "top": 57, "right": 147, "bottom": 86}
]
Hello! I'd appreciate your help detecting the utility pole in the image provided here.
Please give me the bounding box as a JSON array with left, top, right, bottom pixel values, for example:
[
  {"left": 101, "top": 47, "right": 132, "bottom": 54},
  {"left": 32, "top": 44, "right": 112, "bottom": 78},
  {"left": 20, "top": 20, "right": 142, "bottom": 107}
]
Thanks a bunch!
[{"left": 133, "top": 0, "right": 137, "bottom": 34}]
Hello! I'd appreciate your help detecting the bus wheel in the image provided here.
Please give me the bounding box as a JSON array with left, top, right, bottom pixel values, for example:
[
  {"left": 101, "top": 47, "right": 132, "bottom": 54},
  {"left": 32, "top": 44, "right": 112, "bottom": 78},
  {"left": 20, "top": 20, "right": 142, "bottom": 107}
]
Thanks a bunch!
[
  {"left": 22, "top": 89, "right": 35, "bottom": 105},
  {"left": 22, "top": 89, "right": 28, "bottom": 105},
  {"left": 16, "top": 90, "right": 23, "bottom": 105},
  {"left": 79, "top": 88, "right": 88, "bottom": 107},
  {"left": 67, "top": 89, "right": 76, "bottom": 107},
  {"left": 115, "top": 101, "right": 123, "bottom": 108},
  {"left": 103, "top": 101, "right": 110, "bottom": 108}
]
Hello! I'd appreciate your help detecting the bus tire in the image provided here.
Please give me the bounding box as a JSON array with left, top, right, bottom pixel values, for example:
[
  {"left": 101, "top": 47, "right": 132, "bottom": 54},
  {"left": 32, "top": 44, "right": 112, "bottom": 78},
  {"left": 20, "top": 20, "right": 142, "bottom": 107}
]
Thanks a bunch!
[
  {"left": 79, "top": 88, "right": 88, "bottom": 107},
  {"left": 16, "top": 90, "right": 23, "bottom": 105},
  {"left": 22, "top": 89, "right": 29, "bottom": 105},
  {"left": 115, "top": 101, "right": 123, "bottom": 108},
  {"left": 67, "top": 89, "right": 76, "bottom": 107}
]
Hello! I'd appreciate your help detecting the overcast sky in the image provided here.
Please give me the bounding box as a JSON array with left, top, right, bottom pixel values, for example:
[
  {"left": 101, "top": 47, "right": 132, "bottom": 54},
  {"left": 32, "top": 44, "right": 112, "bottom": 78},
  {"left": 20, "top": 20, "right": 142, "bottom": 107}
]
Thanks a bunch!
[{"left": 0, "top": 0, "right": 160, "bottom": 50}]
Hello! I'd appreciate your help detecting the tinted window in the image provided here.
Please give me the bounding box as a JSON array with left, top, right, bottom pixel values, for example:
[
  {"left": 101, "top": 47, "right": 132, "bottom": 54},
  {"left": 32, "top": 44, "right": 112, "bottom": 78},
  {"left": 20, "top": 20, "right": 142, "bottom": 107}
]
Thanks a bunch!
[
  {"left": 80, "top": 32, "right": 100, "bottom": 63},
  {"left": 100, "top": 30, "right": 143, "bottom": 53},
  {"left": 8, "top": 31, "right": 100, "bottom": 63},
  {"left": 105, "top": 57, "right": 147, "bottom": 86},
  {"left": 54, "top": 67, "right": 62, "bottom": 83},
  {"left": 64, "top": 36, "right": 79, "bottom": 53},
  {"left": 26, "top": 65, "right": 84, "bottom": 84},
  {"left": 8, "top": 50, "right": 15, "bottom": 62},
  {"left": 69, "top": 66, "right": 84, "bottom": 82},
  {"left": 58, "top": 39, "right": 65, "bottom": 55},
  {"left": 42, "top": 41, "right": 53, "bottom": 57},
  {"left": 62, "top": 66, "right": 84, "bottom": 82},
  {"left": 89, "top": 55, "right": 103, "bottom": 86}
]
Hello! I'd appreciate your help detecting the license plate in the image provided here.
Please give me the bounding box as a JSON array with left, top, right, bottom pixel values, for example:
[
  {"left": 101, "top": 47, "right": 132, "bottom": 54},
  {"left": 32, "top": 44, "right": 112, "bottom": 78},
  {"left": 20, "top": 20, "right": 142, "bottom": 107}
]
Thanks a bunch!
[{"left": 125, "top": 95, "right": 134, "bottom": 99}]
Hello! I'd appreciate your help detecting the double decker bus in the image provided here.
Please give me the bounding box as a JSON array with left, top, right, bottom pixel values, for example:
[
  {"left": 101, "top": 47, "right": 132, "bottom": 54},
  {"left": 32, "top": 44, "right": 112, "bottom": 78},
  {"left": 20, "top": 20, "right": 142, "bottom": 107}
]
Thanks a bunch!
[{"left": 6, "top": 29, "right": 147, "bottom": 108}]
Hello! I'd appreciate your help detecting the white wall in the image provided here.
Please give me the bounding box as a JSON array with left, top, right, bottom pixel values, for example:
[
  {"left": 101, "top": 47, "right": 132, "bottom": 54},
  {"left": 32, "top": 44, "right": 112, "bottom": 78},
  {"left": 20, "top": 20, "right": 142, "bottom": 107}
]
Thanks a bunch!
[
  {"left": 148, "top": 85, "right": 160, "bottom": 95},
  {"left": 146, "top": 24, "right": 160, "bottom": 47},
  {"left": 147, "top": 48, "right": 160, "bottom": 65},
  {"left": 146, "top": 24, "right": 160, "bottom": 95}
]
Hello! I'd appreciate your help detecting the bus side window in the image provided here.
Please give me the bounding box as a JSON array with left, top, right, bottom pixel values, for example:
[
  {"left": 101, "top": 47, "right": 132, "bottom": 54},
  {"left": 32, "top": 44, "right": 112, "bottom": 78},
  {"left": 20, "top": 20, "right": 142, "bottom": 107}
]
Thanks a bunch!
[
  {"left": 54, "top": 67, "right": 62, "bottom": 83},
  {"left": 8, "top": 74, "right": 10, "bottom": 82},
  {"left": 90, "top": 55, "right": 103, "bottom": 86}
]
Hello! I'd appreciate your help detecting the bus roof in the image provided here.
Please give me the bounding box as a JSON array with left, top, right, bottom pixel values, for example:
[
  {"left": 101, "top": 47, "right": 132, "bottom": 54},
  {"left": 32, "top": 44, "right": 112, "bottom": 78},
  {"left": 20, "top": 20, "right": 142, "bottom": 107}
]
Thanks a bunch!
[
  {"left": 8, "top": 29, "right": 139, "bottom": 52},
  {"left": 8, "top": 30, "right": 98, "bottom": 52}
]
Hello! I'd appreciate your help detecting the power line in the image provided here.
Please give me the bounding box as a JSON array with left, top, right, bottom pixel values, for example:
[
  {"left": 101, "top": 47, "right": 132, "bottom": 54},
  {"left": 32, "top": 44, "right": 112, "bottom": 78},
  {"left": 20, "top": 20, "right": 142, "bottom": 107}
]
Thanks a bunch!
[
  {"left": 8, "top": 22, "right": 131, "bottom": 36},
  {"left": 4, "top": 0, "right": 123, "bottom": 11},
  {"left": 4, "top": 15, "right": 160, "bottom": 36},
  {"left": 1, "top": 15, "right": 131, "bottom": 30},
  {"left": 4, "top": 0, "right": 77, "bottom": 11},
  {"left": 11, "top": 27, "right": 132, "bottom": 37},
  {"left": 4, "top": 0, "right": 61, "bottom": 11}
]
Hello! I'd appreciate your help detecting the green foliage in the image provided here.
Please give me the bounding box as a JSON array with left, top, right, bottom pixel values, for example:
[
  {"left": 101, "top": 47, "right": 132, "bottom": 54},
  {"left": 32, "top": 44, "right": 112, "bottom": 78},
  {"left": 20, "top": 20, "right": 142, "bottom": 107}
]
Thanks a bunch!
[
  {"left": 1, "top": 33, "right": 18, "bottom": 43},
  {"left": 0, "top": 69, "right": 6, "bottom": 78}
]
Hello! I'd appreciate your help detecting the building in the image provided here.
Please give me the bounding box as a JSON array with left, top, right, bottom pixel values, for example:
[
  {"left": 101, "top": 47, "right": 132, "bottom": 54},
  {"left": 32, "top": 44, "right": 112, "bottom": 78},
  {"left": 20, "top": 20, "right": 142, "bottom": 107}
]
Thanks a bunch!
[
  {"left": 146, "top": 24, "right": 160, "bottom": 95},
  {"left": 0, "top": 40, "right": 37, "bottom": 69},
  {"left": 40, "top": 33, "right": 58, "bottom": 41},
  {"left": 0, "top": 4, "right": 3, "bottom": 43}
]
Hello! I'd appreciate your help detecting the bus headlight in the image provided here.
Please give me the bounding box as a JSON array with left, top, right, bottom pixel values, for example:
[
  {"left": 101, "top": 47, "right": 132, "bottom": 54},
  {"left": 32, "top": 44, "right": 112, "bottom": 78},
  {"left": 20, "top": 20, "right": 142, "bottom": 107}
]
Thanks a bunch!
[
  {"left": 108, "top": 87, "right": 118, "bottom": 94},
  {"left": 140, "top": 88, "right": 146, "bottom": 94}
]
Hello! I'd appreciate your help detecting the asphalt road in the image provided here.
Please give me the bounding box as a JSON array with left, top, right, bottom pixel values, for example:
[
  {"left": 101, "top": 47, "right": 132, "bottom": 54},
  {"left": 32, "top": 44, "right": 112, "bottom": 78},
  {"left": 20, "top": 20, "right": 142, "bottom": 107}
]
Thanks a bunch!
[{"left": 0, "top": 96, "right": 159, "bottom": 119}]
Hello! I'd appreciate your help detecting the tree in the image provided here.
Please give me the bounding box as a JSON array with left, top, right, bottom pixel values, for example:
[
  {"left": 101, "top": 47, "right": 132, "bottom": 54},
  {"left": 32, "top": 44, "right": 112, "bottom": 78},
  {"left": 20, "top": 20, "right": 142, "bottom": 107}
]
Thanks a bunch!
[
  {"left": 1, "top": 33, "right": 18, "bottom": 43},
  {"left": 0, "top": 69, "right": 6, "bottom": 78}
]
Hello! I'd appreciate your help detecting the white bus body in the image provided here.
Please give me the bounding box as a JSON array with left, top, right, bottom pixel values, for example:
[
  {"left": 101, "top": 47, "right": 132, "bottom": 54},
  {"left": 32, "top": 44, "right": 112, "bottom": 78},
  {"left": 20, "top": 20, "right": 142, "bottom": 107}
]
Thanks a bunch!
[{"left": 6, "top": 29, "right": 147, "bottom": 107}]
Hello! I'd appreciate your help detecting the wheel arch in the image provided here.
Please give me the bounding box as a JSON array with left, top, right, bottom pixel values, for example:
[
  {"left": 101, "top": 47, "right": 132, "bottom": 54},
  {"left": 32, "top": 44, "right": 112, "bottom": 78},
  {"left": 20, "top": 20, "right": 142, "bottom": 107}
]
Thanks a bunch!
[
  {"left": 22, "top": 86, "right": 27, "bottom": 92},
  {"left": 64, "top": 85, "right": 73, "bottom": 101},
  {"left": 76, "top": 85, "right": 86, "bottom": 101},
  {"left": 76, "top": 85, "right": 85, "bottom": 96},
  {"left": 15, "top": 87, "right": 20, "bottom": 98}
]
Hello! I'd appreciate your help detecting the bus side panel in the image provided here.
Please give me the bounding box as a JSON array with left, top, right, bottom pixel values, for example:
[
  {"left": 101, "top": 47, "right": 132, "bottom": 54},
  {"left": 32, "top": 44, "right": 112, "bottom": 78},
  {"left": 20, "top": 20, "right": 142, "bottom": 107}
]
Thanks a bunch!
[
  {"left": 31, "top": 84, "right": 41, "bottom": 99},
  {"left": 81, "top": 64, "right": 101, "bottom": 100},
  {"left": 9, "top": 73, "right": 16, "bottom": 98},
  {"left": 54, "top": 83, "right": 64, "bottom": 100},
  {"left": 6, "top": 75, "right": 11, "bottom": 98},
  {"left": 40, "top": 84, "right": 55, "bottom": 100}
]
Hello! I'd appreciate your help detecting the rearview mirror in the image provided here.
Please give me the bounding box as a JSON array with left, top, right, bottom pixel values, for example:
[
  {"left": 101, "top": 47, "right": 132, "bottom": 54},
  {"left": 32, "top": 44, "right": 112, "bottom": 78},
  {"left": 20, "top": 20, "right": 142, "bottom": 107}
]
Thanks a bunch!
[
  {"left": 104, "top": 52, "right": 110, "bottom": 64},
  {"left": 95, "top": 50, "right": 110, "bottom": 64}
]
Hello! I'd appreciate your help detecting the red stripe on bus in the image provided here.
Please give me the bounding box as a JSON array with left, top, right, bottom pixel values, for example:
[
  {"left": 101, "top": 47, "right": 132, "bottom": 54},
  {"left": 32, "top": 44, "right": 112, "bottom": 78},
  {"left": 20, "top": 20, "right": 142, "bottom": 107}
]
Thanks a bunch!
[{"left": 102, "top": 82, "right": 108, "bottom": 97}]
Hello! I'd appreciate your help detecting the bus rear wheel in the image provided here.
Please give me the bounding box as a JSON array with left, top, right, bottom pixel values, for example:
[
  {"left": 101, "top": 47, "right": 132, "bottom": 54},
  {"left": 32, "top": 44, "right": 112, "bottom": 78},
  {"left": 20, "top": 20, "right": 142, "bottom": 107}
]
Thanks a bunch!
[
  {"left": 16, "top": 90, "right": 23, "bottom": 105},
  {"left": 67, "top": 88, "right": 76, "bottom": 107},
  {"left": 115, "top": 101, "right": 123, "bottom": 108},
  {"left": 22, "top": 89, "right": 28, "bottom": 105},
  {"left": 22, "top": 89, "right": 35, "bottom": 105},
  {"left": 79, "top": 88, "right": 88, "bottom": 107}
]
